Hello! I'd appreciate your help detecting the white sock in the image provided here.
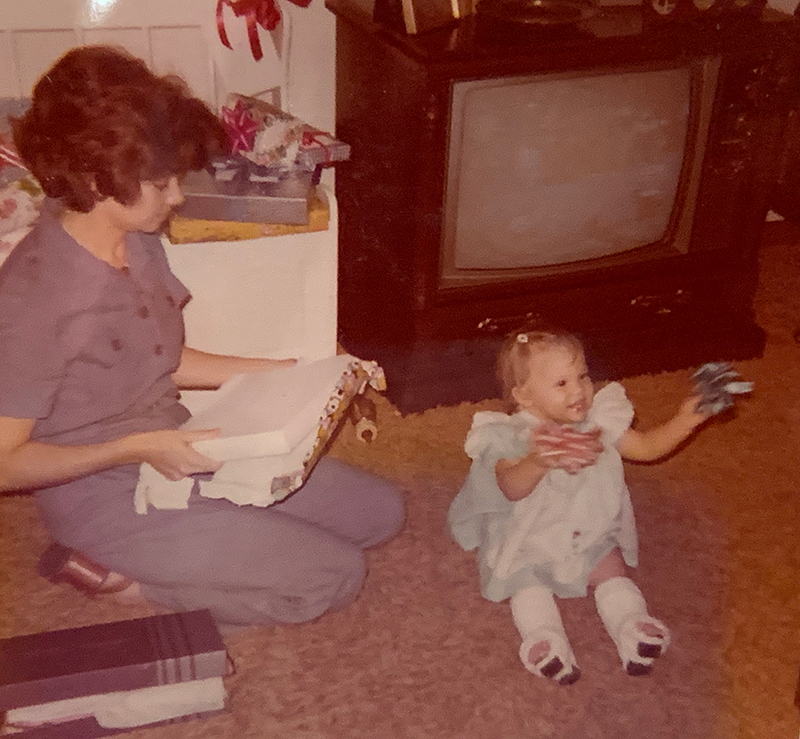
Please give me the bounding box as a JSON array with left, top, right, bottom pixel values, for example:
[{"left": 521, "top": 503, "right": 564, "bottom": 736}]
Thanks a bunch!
[
  {"left": 594, "top": 576, "right": 670, "bottom": 675},
  {"left": 510, "top": 586, "right": 580, "bottom": 684}
]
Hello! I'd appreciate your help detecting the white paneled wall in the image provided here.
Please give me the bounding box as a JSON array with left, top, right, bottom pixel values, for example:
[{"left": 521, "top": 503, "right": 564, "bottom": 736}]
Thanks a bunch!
[{"left": 0, "top": 0, "right": 336, "bottom": 128}]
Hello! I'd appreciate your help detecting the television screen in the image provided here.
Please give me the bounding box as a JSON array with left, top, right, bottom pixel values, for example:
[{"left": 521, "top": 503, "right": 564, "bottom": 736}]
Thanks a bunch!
[{"left": 442, "top": 63, "right": 704, "bottom": 283}]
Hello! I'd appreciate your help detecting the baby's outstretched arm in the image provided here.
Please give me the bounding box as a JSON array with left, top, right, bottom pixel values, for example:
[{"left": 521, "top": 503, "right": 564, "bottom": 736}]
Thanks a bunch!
[{"left": 616, "top": 395, "right": 709, "bottom": 462}]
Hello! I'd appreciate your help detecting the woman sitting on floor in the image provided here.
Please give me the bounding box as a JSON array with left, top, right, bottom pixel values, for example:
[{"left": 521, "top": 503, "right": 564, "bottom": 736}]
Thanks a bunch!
[{"left": 0, "top": 45, "right": 404, "bottom": 628}]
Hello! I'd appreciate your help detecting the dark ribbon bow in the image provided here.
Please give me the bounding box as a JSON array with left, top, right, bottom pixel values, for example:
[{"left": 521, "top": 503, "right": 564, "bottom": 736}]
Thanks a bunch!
[{"left": 216, "top": 0, "right": 312, "bottom": 61}]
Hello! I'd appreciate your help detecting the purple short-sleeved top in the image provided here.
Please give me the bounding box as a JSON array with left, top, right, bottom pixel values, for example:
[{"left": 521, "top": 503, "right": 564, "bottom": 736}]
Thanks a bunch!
[{"left": 0, "top": 206, "right": 192, "bottom": 538}]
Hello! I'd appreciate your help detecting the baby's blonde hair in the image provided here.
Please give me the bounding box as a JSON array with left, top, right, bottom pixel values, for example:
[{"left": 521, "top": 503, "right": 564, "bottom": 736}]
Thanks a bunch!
[{"left": 496, "top": 327, "right": 585, "bottom": 409}]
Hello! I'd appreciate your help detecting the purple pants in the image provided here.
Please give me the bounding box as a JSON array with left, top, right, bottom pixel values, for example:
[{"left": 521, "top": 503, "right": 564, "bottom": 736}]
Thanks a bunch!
[{"left": 42, "top": 458, "right": 404, "bottom": 627}]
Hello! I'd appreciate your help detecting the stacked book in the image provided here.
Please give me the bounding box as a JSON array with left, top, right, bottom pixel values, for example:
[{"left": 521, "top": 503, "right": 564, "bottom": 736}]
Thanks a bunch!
[
  {"left": 0, "top": 610, "right": 230, "bottom": 738},
  {"left": 169, "top": 94, "right": 350, "bottom": 244}
]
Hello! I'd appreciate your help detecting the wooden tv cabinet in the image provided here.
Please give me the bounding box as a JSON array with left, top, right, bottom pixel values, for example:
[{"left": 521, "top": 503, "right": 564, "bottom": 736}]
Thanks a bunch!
[{"left": 328, "top": 0, "right": 800, "bottom": 413}]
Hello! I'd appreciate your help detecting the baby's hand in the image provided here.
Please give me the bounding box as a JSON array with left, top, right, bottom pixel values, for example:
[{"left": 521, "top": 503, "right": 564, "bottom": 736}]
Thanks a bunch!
[
  {"left": 532, "top": 422, "right": 603, "bottom": 473},
  {"left": 691, "top": 361, "right": 753, "bottom": 416},
  {"left": 681, "top": 394, "right": 712, "bottom": 428}
]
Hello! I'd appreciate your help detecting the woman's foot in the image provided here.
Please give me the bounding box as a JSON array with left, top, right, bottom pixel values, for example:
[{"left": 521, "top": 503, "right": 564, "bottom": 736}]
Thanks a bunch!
[
  {"left": 101, "top": 573, "right": 147, "bottom": 605},
  {"left": 38, "top": 543, "right": 145, "bottom": 603}
]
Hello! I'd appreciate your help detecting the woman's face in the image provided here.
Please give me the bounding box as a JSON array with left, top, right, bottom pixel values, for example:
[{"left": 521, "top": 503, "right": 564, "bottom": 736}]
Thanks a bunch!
[{"left": 107, "top": 176, "right": 185, "bottom": 233}]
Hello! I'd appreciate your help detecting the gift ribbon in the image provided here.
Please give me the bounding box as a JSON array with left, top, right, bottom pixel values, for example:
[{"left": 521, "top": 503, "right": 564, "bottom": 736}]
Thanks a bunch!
[
  {"left": 216, "top": 0, "right": 313, "bottom": 61},
  {"left": 0, "top": 139, "right": 26, "bottom": 171},
  {"left": 301, "top": 129, "right": 332, "bottom": 163},
  {"left": 221, "top": 100, "right": 261, "bottom": 154}
]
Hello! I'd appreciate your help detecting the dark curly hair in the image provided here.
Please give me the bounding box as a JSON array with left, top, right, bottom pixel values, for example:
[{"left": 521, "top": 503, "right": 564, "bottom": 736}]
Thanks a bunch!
[{"left": 12, "top": 45, "right": 226, "bottom": 212}]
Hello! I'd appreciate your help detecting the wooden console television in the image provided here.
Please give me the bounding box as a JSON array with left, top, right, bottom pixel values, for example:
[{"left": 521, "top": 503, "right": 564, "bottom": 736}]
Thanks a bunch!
[{"left": 328, "top": 0, "right": 800, "bottom": 412}]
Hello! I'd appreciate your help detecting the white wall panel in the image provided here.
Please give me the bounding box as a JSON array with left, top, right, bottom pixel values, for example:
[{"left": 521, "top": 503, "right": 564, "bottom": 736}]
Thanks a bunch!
[
  {"left": 12, "top": 30, "right": 78, "bottom": 98},
  {"left": 0, "top": 0, "right": 331, "bottom": 112},
  {"left": 0, "top": 33, "right": 17, "bottom": 98},
  {"left": 150, "top": 26, "right": 216, "bottom": 106},
  {"left": 81, "top": 26, "right": 149, "bottom": 63}
]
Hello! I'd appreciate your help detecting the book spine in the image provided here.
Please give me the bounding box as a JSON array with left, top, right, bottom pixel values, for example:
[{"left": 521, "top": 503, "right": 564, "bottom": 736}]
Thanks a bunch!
[
  {"left": 0, "top": 611, "right": 228, "bottom": 711},
  {"left": 0, "top": 650, "right": 229, "bottom": 711},
  {"left": 9, "top": 707, "right": 228, "bottom": 739}
]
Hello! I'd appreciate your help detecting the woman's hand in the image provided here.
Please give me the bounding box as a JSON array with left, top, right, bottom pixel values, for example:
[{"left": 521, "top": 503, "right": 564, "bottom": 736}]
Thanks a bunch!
[
  {"left": 0, "top": 417, "right": 224, "bottom": 492},
  {"left": 123, "top": 428, "right": 224, "bottom": 480}
]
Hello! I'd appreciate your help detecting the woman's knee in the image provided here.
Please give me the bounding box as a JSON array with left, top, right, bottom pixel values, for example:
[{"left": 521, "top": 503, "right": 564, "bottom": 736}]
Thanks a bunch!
[
  {"left": 367, "top": 477, "right": 405, "bottom": 546},
  {"left": 142, "top": 542, "right": 368, "bottom": 627},
  {"left": 247, "top": 543, "right": 368, "bottom": 623}
]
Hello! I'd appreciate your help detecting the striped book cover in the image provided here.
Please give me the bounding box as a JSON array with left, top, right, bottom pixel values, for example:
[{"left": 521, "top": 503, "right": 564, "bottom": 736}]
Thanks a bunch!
[{"left": 0, "top": 610, "right": 228, "bottom": 712}]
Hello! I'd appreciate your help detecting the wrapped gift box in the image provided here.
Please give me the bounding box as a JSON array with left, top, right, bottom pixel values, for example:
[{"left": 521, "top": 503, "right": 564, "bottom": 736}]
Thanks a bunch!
[
  {"left": 0, "top": 610, "right": 230, "bottom": 738},
  {"left": 166, "top": 186, "right": 329, "bottom": 244},
  {"left": 0, "top": 103, "right": 44, "bottom": 264},
  {"left": 222, "top": 94, "right": 350, "bottom": 172},
  {"left": 177, "top": 167, "right": 314, "bottom": 225},
  {"left": 135, "top": 355, "right": 386, "bottom": 512}
]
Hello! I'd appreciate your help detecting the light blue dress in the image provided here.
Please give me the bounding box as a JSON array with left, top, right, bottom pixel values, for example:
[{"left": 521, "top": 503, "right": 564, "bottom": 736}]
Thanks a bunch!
[{"left": 447, "top": 382, "right": 638, "bottom": 602}]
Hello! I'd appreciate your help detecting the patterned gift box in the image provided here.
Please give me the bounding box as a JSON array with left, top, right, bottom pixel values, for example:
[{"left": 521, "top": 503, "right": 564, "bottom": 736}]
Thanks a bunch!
[
  {"left": 221, "top": 93, "right": 350, "bottom": 174},
  {"left": 0, "top": 102, "right": 44, "bottom": 265},
  {"left": 135, "top": 355, "right": 386, "bottom": 513}
]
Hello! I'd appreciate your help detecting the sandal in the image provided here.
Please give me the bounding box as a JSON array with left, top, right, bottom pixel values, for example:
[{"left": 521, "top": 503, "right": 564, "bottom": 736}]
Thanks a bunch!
[{"left": 38, "top": 543, "right": 134, "bottom": 597}]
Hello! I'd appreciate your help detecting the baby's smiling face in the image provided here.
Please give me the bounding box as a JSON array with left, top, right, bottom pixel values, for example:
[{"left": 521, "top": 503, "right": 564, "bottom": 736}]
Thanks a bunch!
[{"left": 511, "top": 344, "right": 594, "bottom": 425}]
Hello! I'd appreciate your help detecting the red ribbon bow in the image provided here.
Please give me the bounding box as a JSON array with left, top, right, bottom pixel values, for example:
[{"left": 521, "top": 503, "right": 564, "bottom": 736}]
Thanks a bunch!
[
  {"left": 221, "top": 100, "right": 261, "bottom": 154},
  {"left": 216, "top": 0, "right": 312, "bottom": 62},
  {"left": 301, "top": 128, "right": 331, "bottom": 163},
  {"left": 0, "top": 135, "right": 26, "bottom": 171}
]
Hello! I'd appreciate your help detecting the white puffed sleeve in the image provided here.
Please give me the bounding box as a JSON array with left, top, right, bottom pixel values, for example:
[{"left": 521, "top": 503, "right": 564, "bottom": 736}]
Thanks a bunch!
[
  {"left": 587, "top": 382, "right": 635, "bottom": 446},
  {"left": 464, "top": 411, "right": 530, "bottom": 464}
]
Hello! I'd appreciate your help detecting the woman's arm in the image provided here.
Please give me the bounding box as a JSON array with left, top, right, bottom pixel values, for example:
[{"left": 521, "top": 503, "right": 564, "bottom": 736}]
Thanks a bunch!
[
  {"left": 0, "top": 415, "right": 223, "bottom": 493},
  {"left": 616, "top": 396, "right": 708, "bottom": 462},
  {"left": 172, "top": 347, "right": 296, "bottom": 390}
]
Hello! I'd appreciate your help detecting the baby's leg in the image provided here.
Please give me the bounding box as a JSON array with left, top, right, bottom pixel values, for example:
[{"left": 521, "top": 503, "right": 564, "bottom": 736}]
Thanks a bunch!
[
  {"left": 510, "top": 585, "right": 581, "bottom": 685},
  {"left": 591, "top": 553, "right": 670, "bottom": 675}
]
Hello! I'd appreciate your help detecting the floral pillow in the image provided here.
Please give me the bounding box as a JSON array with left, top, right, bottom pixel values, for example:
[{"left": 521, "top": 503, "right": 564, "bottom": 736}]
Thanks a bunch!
[{"left": 0, "top": 99, "right": 42, "bottom": 265}]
